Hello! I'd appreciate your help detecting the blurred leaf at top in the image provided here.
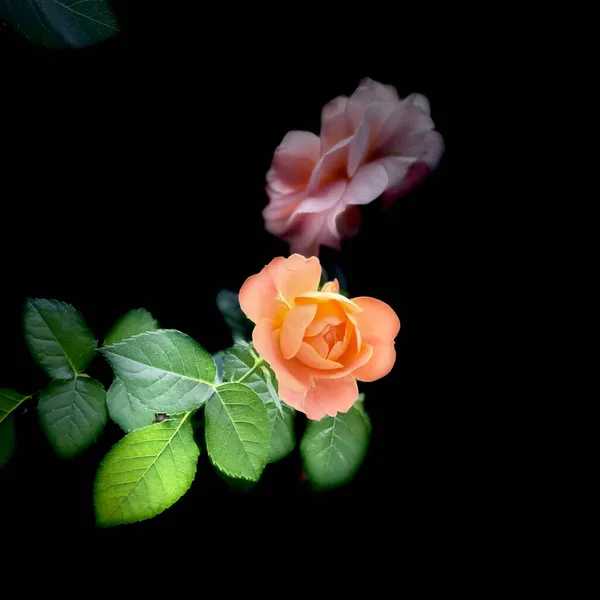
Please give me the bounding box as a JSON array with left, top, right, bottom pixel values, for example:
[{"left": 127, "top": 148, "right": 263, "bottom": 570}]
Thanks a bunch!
[{"left": 0, "top": 0, "right": 119, "bottom": 49}]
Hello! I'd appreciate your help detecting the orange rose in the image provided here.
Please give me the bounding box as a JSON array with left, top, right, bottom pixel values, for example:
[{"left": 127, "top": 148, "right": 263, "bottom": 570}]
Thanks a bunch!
[{"left": 239, "top": 254, "right": 400, "bottom": 420}]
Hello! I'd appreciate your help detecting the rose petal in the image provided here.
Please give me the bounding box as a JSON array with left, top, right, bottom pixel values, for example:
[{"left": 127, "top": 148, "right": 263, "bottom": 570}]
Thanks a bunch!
[
  {"left": 327, "top": 339, "right": 346, "bottom": 362},
  {"left": 376, "top": 96, "right": 434, "bottom": 153},
  {"left": 321, "top": 279, "right": 339, "bottom": 294},
  {"left": 280, "top": 303, "right": 318, "bottom": 360},
  {"left": 263, "top": 189, "right": 305, "bottom": 221},
  {"left": 352, "top": 341, "right": 396, "bottom": 382},
  {"left": 341, "top": 156, "right": 417, "bottom": 206},
  {"left": 351, "top": 297, "right": 400, "bottom": 342},
  {"left": 295, "top": 179, "right": 347, "bottom": 215},
  {"left": 346, "top": 78, "right": 400, "bottom": 130},
  {"left": 252, "top": 319, "right": 311, "bottom": 392},
  {"left": 304, "top": 301, "right": 346, "bottom": 336},
  {"left": 286, "top": 213, "right": 333, "bottom": 258},
  {"left": 321, "top": 96, "right": 351, "bottom": 154},
  {"left": 346, "top": 312, "right": 361, "bottom": 355},
  {"left": 328, "top": 204, "right": 362, "bottom": 240},
  {"left": 307, "top": 136, "right": 352, "bottom": 192},
  {"left": 279, "top": 375, "right": 359, "bottom": 420},
  {"left": 309, "top": 343, "right": 373, "bottom": 380},
  {"left": 296, "top": 342, "right": 343, "bottom": 370},
  {"left": 347, "top": 101, "right": 396, "bottom": 177},
  {"left": 268, "top": 254, "right": 322, "bottom": 303},
  {"left": 239, "top": 269, "right": 281, "bottom": 324},
  {"left": 307, "top": 335, "right": 330, "bottom": 358},
  {"left": 295, "top": 291, "right": 362, "bottom": 314},
  {"left": 267, "top": 131, "right": 320, "bottom": 195}
]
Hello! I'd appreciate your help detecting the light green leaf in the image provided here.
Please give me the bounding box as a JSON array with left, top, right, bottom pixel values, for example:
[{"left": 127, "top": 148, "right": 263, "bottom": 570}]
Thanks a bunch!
[
  {"left": 106, "top": 378, "right": 156, "bottom": 433},
  {"left": 300, "top": 396, "right": 371, "bottom": 491},
  {"left": 216, "top": 289, "right": 253, "bottom": 342},
  {"left": 100, "top": 329, "right": 216, "bottom": 413},
  {"left": 0, "top": 417, "right": 16, "bottom": 468},
  {"left": 38, "top": 376, "right": 107, "bottom": 458},
  {"left": 223, "top": 342, "right": 295, "bottom": 463},
  {"left": 24, "top": 298, "right": 97, "bottom": 380},
  {"left": 0, "top": 388, "right": 30, "bottom": 424},
  {"left": 94, "top": 414, "right": 199, "bottom": 527},
  {"left": 205, "top": 382, "right": 271, "bottom": 481},
  {"left": 0, "top": 0, "right": 119, "bottom": 49},
  {"left": 104, "top": 308, "right": 159, "bottom": 346}
]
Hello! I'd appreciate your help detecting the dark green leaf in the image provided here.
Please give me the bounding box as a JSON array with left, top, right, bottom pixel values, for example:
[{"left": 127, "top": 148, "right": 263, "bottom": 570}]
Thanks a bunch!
[
  {"left": 216, "top": 289, "right": 253, "bottom": 342},
  {"left": 106, "top": 378, "right": 156, "bottom": 433},
  {"left": 24, "top": 298, "right": 97, "bottom": 380},
  {"left": 0, "top": 417, "right": 16, "bottom": 468},
  {"left": 38, "top": 376, "right": 107, "bottom": 458},
  {"left": 94, "top": 414, "right": 199, "bottom": 527},
  {"left": 104, "top": 308, "right": 159, "bottom": 346},
  {"left": 223, "top": 342, "right": 295, "bottom": 462},
  {"left": 100, "top": 329, "right": 216, "bottom": 413},
  {"left": 0, "top": 388, "right": 30, "bottom": 424},
  {"left": 205, "top": 382, "right": 271, "bottom": 481},
  {"left": 300, "top": 396, "right": 371, "bottom": 490},
  {"left": 0, "top": 0, "right": 119, "bottom": 49}
]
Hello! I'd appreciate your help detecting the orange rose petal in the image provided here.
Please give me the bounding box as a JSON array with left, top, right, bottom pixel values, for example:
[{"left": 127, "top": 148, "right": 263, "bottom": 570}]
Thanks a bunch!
[
  {"left": 321, "top": 279, "right": 340, "bottom": 293},
  {"left": 307, "top": 335, "right": 330, "bottom": 358},
  {"left": 239, "top": 270, "right": 280, "bottom": 324},
  {"left": 304, "top": 301, "right": 346, "bottom": 336},
  {"left": 277, "top": 386, "right": 306, "bottom": 414},
  {"left": 280, "top": 303, "right": 318, "bottom": 359},
  {"left": 296, "top": 291, "right": 362, "bottom": 314},
  {"left": 327, "top": 339, "right": 346, "bottom": 362},
  {"left": 310, "top": 343, "right": 373, "bottom": 380},
  {"left": 296, "top": 342, "right": 343, "bottom": 370},
  {"left": 352, "top": 296, "right": 400, "bottom": 342},
  {"left": 252, "top": 319, "right": 311, "bottom": 392},
  {"left": 346, "top": 312, "right": 362, "bottom": 354},
  {"left": 305, "top": 376, "right": 359, "bottom": 420},
  {"left": 269, "top": 254, "right": 322, "bottom": 303},
  {"left": 328, "top": 319, "right": 352, "bottom": 361},
  {"left": 278, "top": 376, "right": 358, "bottom": 420},
  {"left": 353, "top": 341, "right": 396, "bottom": 382}
]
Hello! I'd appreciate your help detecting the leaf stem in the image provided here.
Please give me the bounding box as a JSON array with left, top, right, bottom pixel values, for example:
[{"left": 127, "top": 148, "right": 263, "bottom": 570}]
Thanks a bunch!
[{"left": 237, "top": 359, "right": 266, "bottom": 383}]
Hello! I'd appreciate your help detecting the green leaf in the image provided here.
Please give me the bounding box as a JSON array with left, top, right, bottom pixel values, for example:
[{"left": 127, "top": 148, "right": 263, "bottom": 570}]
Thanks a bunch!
[
  {"left": 0, "top": 0, "right": 119, "bottom": 49},
  {"left": 100, "top": 329, "right": 216, "bottom": 413},
  {"left": 214, "top": 464, "right": 257, "bottom": 493},
  {"left": 0, "top": 388, "right": 30, "bottom": 424},
  {"left": 205, "top": 382, "right": 271, "bottom": 481},
  {"left": 300, "top": 396, "right": 371, "bottom": 491},
  {"left": 223, "top": 342, "right": 295, "bottom": 463},
  {"left": 104, "top": 308, "right": 159, "bottom": 346},
  {"left": 216, "top": 289, "right": 253, "bottom": 342},
  {"left": 24, "top": 298, "right": 97, "bottom": 380},
  {"left": 94, "top": 414, "right": 199, "bottom": 527},
  {"left": 38, "top": 376, "right": 107, "bottom": 458},
  {"left": 0, "top": 417, "right": 16, "bottom": 468},
  {"left": 106, "top": 378, "right": 156, "bottom": 433}
]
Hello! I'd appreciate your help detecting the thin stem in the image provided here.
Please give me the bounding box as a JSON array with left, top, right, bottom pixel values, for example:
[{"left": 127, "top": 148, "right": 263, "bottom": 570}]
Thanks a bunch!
[{"left": 237, "top": 359, "right": 266, "bottom": 383}]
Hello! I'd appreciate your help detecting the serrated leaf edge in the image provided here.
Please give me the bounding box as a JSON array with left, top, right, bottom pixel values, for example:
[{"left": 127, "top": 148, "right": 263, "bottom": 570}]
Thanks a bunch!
[
  {"left": 100, "top": 328, "right": 188, "bottom": 350},
  {"left": 24, "top": 297, "right": 97, "bottom": 377},
  {"left": 99, "top": 329, "right": 217, "bottom": 391},
  {"left": 205, "top": 383, "right": 269, "bottom": 482},
  {"left": 94, "top": 412, "right": 198, "bottom": 527},
  {"left": 103, "top": 308, "right": 159, "bottom": 346},
  {"left": 38, "top": 376, "right": 107, "bottom": 458}
]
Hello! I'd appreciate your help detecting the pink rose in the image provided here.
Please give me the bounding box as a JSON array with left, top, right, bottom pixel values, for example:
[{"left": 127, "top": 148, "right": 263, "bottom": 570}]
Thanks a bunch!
[{"left": 264, "top": 78, "right": 444, "bottom": 257}]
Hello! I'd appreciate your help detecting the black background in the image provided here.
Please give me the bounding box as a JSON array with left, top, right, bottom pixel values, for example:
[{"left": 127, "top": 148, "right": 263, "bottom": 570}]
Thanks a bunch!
[{"left": 0, "top": 5, "right": 462, "bottom": 538}]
